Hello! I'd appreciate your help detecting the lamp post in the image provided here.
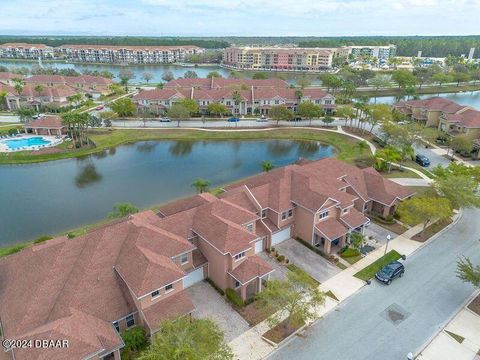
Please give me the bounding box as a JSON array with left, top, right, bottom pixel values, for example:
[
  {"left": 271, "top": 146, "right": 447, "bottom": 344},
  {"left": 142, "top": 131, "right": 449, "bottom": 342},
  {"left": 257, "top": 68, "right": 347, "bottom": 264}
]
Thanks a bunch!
[{"left": 384, "top": 234, "right": 392, "bottom": 255}]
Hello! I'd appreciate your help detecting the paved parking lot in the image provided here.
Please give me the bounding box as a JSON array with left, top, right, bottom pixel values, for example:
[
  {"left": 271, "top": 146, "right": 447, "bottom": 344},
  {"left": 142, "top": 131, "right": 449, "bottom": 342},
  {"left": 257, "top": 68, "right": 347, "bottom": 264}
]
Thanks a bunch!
[
  {"left": 186, "top": 281, "right": 249, "bottom": 342},
  {"left": 275, "top": 238, "right": 340, "bottom": 283}
]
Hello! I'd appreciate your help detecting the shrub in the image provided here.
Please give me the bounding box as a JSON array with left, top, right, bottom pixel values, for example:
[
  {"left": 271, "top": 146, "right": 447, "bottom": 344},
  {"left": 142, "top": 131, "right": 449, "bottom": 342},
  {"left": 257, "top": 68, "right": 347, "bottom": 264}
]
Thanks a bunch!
[
  {"left": 277, "top": 255, "right": 285, "bottom": 262},
  {"left": 244, "top": 297, "right": 255, "bottom": 306},
  {"left": 121, "top": 326, "right": 148, "bottom": 359},
  {"left": 225, "top": 288, "right": 244, "bottom": 307},
  {"left": 33, "top": 235, "right": 53, "bottom": 244},
  {"left": 205, "top": 278, "right": 224, "bottom": 296},
  {"left": 271, "top": 247, "right": 275, "bottom": 253},
  {"left": 285, "top": 258, "right": 290, "bottom": 264},
  {"left": 67, "top": 232, "right": 75, "bottom": 239},
  {"left": 341, "top": 248, "right": 361, "bottom": 258}
]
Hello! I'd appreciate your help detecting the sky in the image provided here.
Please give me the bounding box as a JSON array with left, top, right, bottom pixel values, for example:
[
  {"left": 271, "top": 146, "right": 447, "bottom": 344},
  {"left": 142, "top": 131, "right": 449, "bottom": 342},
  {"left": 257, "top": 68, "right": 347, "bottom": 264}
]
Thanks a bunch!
[{"left": 1, "top": 0, "right": 480, "bottom": 37}]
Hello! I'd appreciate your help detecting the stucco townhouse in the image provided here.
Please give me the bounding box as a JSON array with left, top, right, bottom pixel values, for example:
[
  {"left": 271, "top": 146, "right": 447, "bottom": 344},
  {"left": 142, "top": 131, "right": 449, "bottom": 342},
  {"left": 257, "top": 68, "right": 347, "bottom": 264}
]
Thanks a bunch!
[
  {"left": 0, "top": 72, "right": 24, "bottom": 86},
  {"left": 0, "top": 158, "right": 412, "bottom": 360},
  {"left": 133, "top": 78, "right": 336, "bottom": 116}
]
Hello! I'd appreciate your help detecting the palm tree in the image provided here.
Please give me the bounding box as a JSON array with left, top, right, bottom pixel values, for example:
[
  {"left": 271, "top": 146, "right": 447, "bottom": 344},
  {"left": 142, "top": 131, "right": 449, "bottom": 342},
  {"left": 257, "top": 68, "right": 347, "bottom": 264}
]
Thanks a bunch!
[
  {"left": 34, "top": 84, "right": 44, "bottom": 96},
  {"left": 232, "top": 90, "right": 242, "bottom": 116},
  {"left": 191, "top": 178, "right": 211, "bottom": 194},
  {"left": 260, "top": 160, "right": 275, "bottom": 173}
]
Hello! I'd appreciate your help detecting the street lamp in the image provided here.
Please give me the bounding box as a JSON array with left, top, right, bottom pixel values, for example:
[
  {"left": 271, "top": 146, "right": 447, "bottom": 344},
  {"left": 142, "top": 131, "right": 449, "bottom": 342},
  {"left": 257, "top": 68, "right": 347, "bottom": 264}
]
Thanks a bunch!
[{"left": 384, "top": 234, "right": 392, "bottom": 255}]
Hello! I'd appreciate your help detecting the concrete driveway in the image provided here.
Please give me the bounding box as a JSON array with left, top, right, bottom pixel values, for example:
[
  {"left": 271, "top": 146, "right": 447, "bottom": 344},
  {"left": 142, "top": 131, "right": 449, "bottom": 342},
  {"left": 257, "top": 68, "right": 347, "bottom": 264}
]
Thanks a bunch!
[
  {"left": 275, "top": 238, "right": 340, "bottom": 283},
  {"left": 258, "top": 252, "right": 289, "bottom": 281},
  {"left": 364, "top": 222, "right": 398, "bottom": 244},
  {"left": 186, "top": 281, "right": 249, "bottom": 342}
]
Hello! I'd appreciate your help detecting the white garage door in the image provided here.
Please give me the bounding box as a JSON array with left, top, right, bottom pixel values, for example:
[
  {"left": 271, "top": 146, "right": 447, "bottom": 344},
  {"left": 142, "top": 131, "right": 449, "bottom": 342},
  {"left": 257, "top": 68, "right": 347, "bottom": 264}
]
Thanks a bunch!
[
  {"left": 255, "top": 238, "right": 264, "bottom": 253},
  {"left": 183, "top": 267, "right": 205, "bottom": 288},
  {"left": 271, "top": 226, "right": 291, "bottom": 246}
]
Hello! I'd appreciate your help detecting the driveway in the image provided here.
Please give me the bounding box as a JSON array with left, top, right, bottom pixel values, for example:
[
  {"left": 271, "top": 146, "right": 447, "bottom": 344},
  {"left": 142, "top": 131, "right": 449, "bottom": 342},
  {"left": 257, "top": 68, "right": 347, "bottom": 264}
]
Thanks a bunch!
[
  {"left": 364, "top": 222, "right": 398, "bottom": 244},
  {"left": 270, "top": 208, "right": 480, "bottom": 360},
  {"left": 259, "top": 252, "right": 289, "bottom": 281},
  {"left": 186, "top": 281, "right": 249, "bottom": 342},
  {"left": 275, "top": 238, "right": 340, "bottom": 283}
]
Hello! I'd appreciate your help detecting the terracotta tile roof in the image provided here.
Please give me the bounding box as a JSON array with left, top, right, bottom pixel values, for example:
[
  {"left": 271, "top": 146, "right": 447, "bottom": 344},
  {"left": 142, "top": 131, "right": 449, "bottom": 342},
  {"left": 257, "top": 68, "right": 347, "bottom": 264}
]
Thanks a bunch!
[
  {"left": 256, "top": 220, "right": 271, "bottom": 237},
  {"left": 315, "top": 218, "right": 349, "bottom": 240},
  {"left": 141, "top": 290, "right": 195, "bottom": 333},
  {"left": 340, "top": 208, "right": 370, "bottom": 229},
  {"left": 164, "top": 78, "right": 287, "bottom": 89},
  {"left": 0, "top": 83, "right": 15, "bottom": 95},
  {"left": 25, "top": 74, "right": 114, "bottom": 87},
  {"left": 261, "top": 218, "right": 280, "bottom": 233},
  {"left": 219, "top": 187, "right": 261, "bottom": 214},
  {"left": 13, "top": 308, "right": 122, "bottom": 360},
  {"left": 115, "top": 230, "right": 186, "bottom": 298},
  {"left": 158, "top": 193, "right": 216, "bottom": 217},
  {"left": 394, "top": 97, "right": 467, "bottom": 114},
  {"left": 443, "top": 109, "right": 480, "bottom": 128},
  {"left": 133, "top": 88, "right": 186, "bottom": 101},
  {"left": 0, "top": 72, "right": 23, "bottom": 80},
  {"left": 229, "top": 256, "right": 273, "bottom": 284},
  {"left": 59, "top": 44, "right": 201, "bottom": 51},
  {"left": 19, "top": 84, "right": 77, "bottom": 98},
  {"left": 0, "top": 43, "right": 50, "bottom": 49},
  {"left": 25, "top": 115, "right": 65, "bottom": 129}
]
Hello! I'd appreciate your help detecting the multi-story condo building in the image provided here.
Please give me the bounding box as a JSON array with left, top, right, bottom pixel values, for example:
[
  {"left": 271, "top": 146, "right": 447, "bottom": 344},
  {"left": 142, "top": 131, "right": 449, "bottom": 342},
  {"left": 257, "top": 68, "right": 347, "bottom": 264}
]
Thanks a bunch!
[
  {"left": 347, "top": 45, "right": 396, "bottom": 60},
  {"left": 0, "top": 43, "right": 55, "bottom": 59},
  {"left": 134, "top": 78, "right": 336, "bottom": 115},
  {"left": 0, "top": 158, "right": 412, "bottom": 360},
  {"left": 223, "top": 47, "right": 334, "bottom": 71},
  {"left": 57, "top": 45, "right": 204, "bottom": 64}
]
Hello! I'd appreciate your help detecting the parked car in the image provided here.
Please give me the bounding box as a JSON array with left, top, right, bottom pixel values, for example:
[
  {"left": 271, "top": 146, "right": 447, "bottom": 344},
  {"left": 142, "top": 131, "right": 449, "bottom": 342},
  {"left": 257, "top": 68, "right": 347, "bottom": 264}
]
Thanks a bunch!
[
  {"left": 159, "top": 117, "right": 171, "bottom": 122},
  {"left": 95, "top": 105, "right": 104, "bottom": 111},
  {"left": 415, "top": 154, "right": 430, "bottom": 167},
  {"left": 375, "top": 261, "right": 405, "bottom": 285},
  {"left": 256, "top": 116, "right": 269, "bottom": 122},
  {"left": 227, "top": 117, "right": 240, "bottom": 123}
]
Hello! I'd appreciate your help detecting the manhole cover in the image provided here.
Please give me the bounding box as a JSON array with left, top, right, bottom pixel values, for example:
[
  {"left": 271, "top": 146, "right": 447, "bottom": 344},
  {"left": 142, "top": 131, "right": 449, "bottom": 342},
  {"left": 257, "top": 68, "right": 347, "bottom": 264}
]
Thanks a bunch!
[{"left": 380, "top": 303, "right": 411, "bottom": 326}]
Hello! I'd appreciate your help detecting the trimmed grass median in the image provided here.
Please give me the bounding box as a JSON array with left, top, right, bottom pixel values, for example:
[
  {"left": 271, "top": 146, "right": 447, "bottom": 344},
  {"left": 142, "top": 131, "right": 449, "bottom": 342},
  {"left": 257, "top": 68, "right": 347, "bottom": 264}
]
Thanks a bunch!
[{"left": 354, "top": 250, "right": 402, "bottom": 281}]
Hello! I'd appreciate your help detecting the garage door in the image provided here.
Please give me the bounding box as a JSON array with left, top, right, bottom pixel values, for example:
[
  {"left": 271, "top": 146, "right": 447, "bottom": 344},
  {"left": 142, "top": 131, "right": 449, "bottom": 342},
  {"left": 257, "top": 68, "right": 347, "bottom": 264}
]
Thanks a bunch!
[
  {"left": 183, "top": 267, "right": 205, "bottom": 288},
  {"left": 271, "top": 226, "right": 291, "bottom": 246},
  {"left": 255, "top": 238, "right": 264, "bottom": 253}
]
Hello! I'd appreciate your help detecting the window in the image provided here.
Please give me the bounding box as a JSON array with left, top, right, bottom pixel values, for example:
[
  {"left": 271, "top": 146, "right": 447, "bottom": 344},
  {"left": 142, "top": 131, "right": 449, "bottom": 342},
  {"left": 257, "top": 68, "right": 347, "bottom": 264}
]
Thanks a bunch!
[
  {"left": 151, "top": 290, "right": 160, "bottom": 298},
  {"left": 281, "top": 211, "right": 287, "bottom": 220},
  {"left": 343, "top": 208, "right": 349, "bottom": 213},
  {"left": 319, "top": 210, "right": 329, "bottom": 220},
  {"left": 234, "top": 280, "right": 240, "bottom": 288},
  {"left": 261, "top": 209, "right": 267, "bottom": 218},
  {"left": 181, "top": 253, "right": 188, "bottom": 264},
  {"left": 126, "top": 314, "right": 135, "bottom": 328},
  {"left": 113, "top": 321, "right": 120, "bottom": 333},
  {"left": 165, "top": 283, "right": 173, "bottom": 292},
  {"left": 288, "top": 209, "right": 293, "bottom": 218},
  {"left": 282, "top": 209, "right": 293, "bottom": 220},
  {"left": 246, "top": 223, "right": 253, "bottom": 232},
  {"left": 234, "top": 252, "right": 245, "bottom": 261}
]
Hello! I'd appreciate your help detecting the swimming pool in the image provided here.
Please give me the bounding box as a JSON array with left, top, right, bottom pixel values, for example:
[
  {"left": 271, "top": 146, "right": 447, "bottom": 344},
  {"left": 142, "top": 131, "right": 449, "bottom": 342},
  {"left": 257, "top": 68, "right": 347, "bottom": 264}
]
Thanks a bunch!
[{"left": 2, "top": 136, "right": 52, "bottom": 150}]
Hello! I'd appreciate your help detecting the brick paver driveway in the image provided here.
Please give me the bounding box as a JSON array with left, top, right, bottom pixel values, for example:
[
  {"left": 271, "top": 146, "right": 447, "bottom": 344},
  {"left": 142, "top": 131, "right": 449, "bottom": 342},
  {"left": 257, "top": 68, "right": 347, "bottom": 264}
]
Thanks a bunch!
[
  {"left": 187, "top": 281, "right": 249, "bottom": 342},
  {"left": 275, "top": 238, "right": 340, "bottom": 283}
]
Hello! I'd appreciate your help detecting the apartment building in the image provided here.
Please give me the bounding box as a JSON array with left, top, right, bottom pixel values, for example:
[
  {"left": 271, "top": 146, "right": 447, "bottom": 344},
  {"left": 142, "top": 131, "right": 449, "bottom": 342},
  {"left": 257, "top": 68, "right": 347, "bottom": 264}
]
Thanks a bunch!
[
  {"left": 0, "top": 158, "right": 412, "bottom": 359},
  {"left": 57, "top": 45, "right": 204, "bottom": 64},
  {"left": 133, "top": 78, "right": 336, "bottom": 115},
  {"left": 0, "top": 43, "right": 55, "bottom": 59},
  {"left": 348, "top": 45, "right": 396, "bottom": 60},
  {"left": 223, "top": 47, "right": 334, "bottom": 71}
]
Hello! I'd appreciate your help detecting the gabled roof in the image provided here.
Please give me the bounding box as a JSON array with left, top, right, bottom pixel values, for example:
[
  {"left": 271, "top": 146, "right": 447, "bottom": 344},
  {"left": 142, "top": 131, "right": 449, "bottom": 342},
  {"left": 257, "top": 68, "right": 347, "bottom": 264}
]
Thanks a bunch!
[
  {"left": 0, "top": 71, "right": 23, "bottom": 80},
  {"left": 229, "top": 256, "right": 273, "bottom": 285},
  {"left": 25, "top": 115, "right": 65, "bottom": 129},
  {"left": 394, "top": 97, "right": 467, "bottom": 114},
  {"left": 158, "top": 193, "right": 216, "bottom": 217},
  {"left": 315, "top": 218, "right": 349, "bottom": 240},
  {"left": 442, "top": 109, "right": 480, "bottom": 128},
  {"left": 133, "top": 88, "right": 186, "bottom": 101}
]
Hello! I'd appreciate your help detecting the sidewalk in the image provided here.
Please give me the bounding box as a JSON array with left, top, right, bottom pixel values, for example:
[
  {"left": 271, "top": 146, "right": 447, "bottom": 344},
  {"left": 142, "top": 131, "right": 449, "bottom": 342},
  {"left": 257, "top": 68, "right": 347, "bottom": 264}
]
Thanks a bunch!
[{"left": 417, "top": 293, "right": 480, "bottom": 360}]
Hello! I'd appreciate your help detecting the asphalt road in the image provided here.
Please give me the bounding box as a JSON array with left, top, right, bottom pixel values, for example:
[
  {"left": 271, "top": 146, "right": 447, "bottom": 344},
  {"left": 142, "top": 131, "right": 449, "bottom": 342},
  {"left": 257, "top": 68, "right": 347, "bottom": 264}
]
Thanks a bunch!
[{"left": 270, "top": 208, "right": 480, "bottom": 360}]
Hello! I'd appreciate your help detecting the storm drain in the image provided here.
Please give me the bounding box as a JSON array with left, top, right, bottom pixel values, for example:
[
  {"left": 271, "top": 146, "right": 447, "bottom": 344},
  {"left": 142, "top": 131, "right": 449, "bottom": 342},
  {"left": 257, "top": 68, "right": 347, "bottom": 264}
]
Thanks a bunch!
[{"left": 380, "top": 303, "right": 411, "bottom": 326}]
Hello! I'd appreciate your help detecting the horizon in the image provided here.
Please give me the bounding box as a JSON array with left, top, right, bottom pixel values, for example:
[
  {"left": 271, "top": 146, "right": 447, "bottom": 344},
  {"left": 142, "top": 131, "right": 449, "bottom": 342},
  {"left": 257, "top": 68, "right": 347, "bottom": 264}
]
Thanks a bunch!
[{"left": 2, "top": 0, "right": 480, "bottom": 37}]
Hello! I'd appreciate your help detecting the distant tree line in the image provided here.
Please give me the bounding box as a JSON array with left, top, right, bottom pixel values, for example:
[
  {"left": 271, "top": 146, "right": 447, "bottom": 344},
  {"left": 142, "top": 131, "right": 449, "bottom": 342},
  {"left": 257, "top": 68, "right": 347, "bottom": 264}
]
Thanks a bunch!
[
  {"left": 0, "top": 36, "right": 230, "bottom": 49},
  {"left": 298, "top": 36, "right": 480, "bottom": 57}
]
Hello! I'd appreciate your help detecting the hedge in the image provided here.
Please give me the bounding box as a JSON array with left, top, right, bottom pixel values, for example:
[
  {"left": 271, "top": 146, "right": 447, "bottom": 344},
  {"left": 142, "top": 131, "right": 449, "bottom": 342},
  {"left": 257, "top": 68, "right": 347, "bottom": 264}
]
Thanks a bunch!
[{"left": 225, "top": 288, "right": 244, "bottom": 307}]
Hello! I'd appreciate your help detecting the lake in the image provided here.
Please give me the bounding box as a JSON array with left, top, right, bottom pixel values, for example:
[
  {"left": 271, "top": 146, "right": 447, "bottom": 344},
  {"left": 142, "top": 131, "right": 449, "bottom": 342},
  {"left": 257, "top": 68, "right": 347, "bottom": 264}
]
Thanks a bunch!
[
  {"left": 369, "top": 91, "right": 480, "bottom": 109},
  {"left": 0, "top": 139, "right": 334, "bottom": 246}
]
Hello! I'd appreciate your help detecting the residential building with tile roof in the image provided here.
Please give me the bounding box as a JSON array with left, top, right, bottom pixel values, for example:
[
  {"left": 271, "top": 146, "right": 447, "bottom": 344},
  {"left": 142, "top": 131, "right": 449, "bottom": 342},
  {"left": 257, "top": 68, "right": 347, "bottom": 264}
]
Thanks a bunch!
[{"left": 0, "top": 158, "right": 413, "bottom": 359}]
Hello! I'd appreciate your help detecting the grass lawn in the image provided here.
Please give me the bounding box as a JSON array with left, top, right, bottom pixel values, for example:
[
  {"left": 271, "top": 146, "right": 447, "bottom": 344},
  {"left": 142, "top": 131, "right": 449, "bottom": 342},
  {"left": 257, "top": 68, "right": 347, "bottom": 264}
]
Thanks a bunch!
[
  {"left": 467, "top": 294, "right": 480, "bottom": 316},
  {"left": 380, "top": 168, "right": 422, "bottom": 179},
  {"left": 286, "top": 263, "right": 320, "bottom": 287},
  {"left": 0, "top": 128, "right": 371, "bottom": 164},
  {"left": 411, "top": 218, "right": 453, "bottom": 242},
  {"left": 340, "top": 248, "right": 363, "bottom": 265},
  {"left": 354, "top": 250, "right": 402, "bottom": 281},
  {"left": 325, "top": 290, "right": 339, "bottom": 302},
  {"left": 445, "top": 330, "right": 465, "bottom": 344},
  {"left": 369, "top": 216, "right": 408, "bottom": 235},
  {"left": 403, "top": 160, "right": 435, "bottom": 179},
  {"left": 262, "top": 318, "right": 305, "bottom": 345}
]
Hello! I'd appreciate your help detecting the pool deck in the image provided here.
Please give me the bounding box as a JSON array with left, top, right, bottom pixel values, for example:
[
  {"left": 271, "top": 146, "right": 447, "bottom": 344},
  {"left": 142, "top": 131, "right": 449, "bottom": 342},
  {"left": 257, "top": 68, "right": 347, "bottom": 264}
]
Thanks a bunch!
[{"left": 0, "top": 134, "right": 64, "bottom": 153}]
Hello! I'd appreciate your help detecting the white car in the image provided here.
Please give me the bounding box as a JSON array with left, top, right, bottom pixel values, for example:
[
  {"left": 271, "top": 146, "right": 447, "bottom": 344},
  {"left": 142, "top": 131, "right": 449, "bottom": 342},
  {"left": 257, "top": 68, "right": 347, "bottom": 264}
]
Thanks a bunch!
[{"left": 256, "top": 117, "right": 269, "bottom": 122}]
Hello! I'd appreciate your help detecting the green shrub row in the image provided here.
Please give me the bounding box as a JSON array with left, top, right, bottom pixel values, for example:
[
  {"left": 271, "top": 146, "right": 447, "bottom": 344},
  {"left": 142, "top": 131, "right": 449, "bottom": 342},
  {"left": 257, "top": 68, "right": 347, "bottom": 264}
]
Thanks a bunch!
[
  {"left": 33, "top": 235, "right": 53, "bottom": 244},
  {"left": 225, "top": 288, "right": 244, "bottom": 308}
]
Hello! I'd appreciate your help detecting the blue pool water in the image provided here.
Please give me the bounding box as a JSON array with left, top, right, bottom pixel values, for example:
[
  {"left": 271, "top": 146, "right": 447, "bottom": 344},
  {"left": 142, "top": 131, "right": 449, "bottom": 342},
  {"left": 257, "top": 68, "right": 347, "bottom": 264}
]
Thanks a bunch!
[{"left": 3, "top": 137, "right": 51, "bottom": 150}]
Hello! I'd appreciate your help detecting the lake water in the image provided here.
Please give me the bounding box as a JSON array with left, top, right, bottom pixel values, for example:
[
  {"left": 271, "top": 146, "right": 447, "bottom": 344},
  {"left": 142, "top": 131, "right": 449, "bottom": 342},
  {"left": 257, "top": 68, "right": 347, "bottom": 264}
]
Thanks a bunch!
[
  {"left": 369, "top": 91, "right": 480, "bottom": 109},
  {"left": 0, "top": 139, "right": 334, "bottom": 246}
]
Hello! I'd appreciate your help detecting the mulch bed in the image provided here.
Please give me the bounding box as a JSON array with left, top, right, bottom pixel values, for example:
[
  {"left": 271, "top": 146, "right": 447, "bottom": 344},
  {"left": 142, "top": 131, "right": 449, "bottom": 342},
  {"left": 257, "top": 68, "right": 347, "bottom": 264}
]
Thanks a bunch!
[
  {"left": 263, "top": 319, "right": 304, "bottom": 344},
  {"left": 468, "top": 294, "right": 480, "bottom": 316},
  {"left": 411, "top": 218, "right": 453, "bottom": 242},
  {"left": 237, "top": 302, "right": 276, "bottom": 327}
]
